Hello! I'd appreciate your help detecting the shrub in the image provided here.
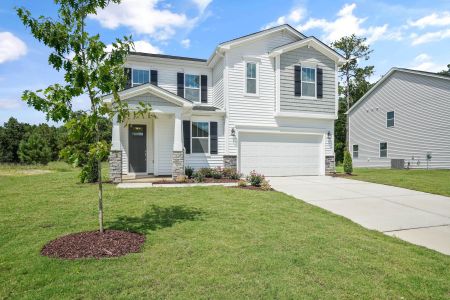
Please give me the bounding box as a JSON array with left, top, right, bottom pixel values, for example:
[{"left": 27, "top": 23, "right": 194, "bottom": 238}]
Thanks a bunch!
[
  {"left": 211, "top": 167, "right": 223, "bottom": 179},
  {"left": 238, "top": 179, "right": 247, "bottom": 187},
  {"left": 260, "top": 179, "right": 272, "bottom": 191},
  {"left": 79, "top": 158, "right": 99, "bottom": 183},
  {"left": 185, "top": 166, "right": 194, "bottom": 179},
  {"left": 197, "top": 168, "right": 213, "bottom": 178},
  {"left": 246, "top": 170, "right": 265, "bottom": 187},
  {"left": 18, "top": 131, "right": 52, "bottom": 165},
  {"left": 223, "top": 168, "right": 241, "bottom": 180},
  {"left": 343, "top": 149, "right": 353, "bottom": 175},
  {"left": 175, "top": 175, "right": 187, "bottom": 183},
  {"left": 193, "top": 172, "right": 205, "bottom": 183}
]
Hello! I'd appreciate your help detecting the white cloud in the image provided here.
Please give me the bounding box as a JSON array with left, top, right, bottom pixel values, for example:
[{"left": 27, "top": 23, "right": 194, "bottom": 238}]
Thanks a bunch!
[
  {"left": 106, "top": 40, "right": 162, "bottom": 54},
  {"left": 89, "top": 0, "right": 192, "bottom": 41},
  {"left": 181, "top": 39, "right": 191, "bottom": 49},
  {"left": 263, "top": 7, "right": 306, "bottom": 29},
  {"left": 411, "top": 28, "right": 450, "bottom": 45},
  {"left": 296, "top": 3, "right": 399, "bottom": 44},
  {"left": 0, "top": 32, "right": 27, "bottom": 64},
  {"left": 409, "top": 53, "right": 447, "bottom": 72},
  {"left": 408, "top": 12, "right": 450, "bottom": 28},
  {"left": 0, "top": 98, "right": 21, "bottom": 109},
  {"left": 192, "top": 0, "right": 212, "bottom": 14}
]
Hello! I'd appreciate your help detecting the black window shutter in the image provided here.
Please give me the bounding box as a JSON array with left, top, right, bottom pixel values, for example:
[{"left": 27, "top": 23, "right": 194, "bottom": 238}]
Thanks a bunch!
[
  {"left": 177, "top": 73, "right": 184, "bottom": 97},
  {"left": 317, "top": 68, "right": 323, "bottom": 98},
  {"left": 183, "top": 120, "right": 191, "bottom": 154},
  {"left": 124, "top": 67, "right": 132, "bottom": 89},
  {"left": 201, "top": 75, "right": 208, "bottom": 103},
  {"left": 151, "top": 70, "right": 158, "bottom": 86},
  {"left": 294, "top": 65, "right": 301, "bottom": 96},
  {"left": 210, "top": 122, "right": 218, "bottom": 154}
]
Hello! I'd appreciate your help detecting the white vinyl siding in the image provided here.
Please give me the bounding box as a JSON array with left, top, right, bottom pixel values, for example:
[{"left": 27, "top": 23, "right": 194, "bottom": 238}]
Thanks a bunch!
[
  {"left": 212, "top": 57, "right": 225, "bottom": 109},
  {"left": 349, "top": 71, "right": 450, "bottom": 169}
]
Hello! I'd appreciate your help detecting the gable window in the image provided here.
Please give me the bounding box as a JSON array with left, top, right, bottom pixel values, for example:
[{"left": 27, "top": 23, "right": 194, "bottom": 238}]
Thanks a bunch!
[
  {"left": 132, "top": 69, "right": 149, "bottom": 86},
  {"left": 352, "top": 145, "right": 359, "bottom": 159},
  {"left": 185, "top": 74, "right": 200, "bottom": 102},
  {"left": 192, "top": 122, "right": 209, "bottom": 153},
  {"left": 387, "top": 111, "right": 395, "bottom": 127},
  {"left": 380, "top": 142, "right": 388, "bottom": 158},
  {"left": 245, "top": 62, "right": 257, "bottom": 94},
  {"left": 301, "top": 67, "right": 316, "bottom": 97}
]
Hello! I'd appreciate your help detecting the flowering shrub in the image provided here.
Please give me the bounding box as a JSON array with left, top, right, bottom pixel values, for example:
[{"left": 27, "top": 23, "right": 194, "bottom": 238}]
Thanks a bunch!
[
  {"left": 246, "top": 170, "right": 265, "bottom": 187},
  {"left": 238, "top": 179, "right": 247, "bottom": 187},
  {"left": 260, "top": 179, "right": 272, "bottom": 191}
]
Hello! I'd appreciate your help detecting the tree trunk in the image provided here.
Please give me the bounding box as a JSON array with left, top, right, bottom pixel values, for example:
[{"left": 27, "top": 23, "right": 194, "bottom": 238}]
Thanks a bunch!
[{"left": 96, "top": 123, "right": 104, "bottom": 233}]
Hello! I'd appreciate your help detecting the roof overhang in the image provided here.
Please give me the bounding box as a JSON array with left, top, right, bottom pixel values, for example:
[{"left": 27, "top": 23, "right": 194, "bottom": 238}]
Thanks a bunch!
[
  {"left": 207, "top": 24, "right": 306, "bottom": 66},
  {"left": 102, "top": 83, "right": 193, "bottom": 108},
  {"left": 269, "top": 37, "right": 347, "bottom": 65},
  {"left": 346, "top": 67, "right": 450, "bottom": 115}
]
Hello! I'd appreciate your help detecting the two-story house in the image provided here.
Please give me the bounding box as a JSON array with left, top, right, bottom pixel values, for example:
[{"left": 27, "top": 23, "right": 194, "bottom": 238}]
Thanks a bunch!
[
  {"left": 347, "top": 68, "right": 450, "bottom": 169},
  {"left": 104, "top": 24, "right": 346, "bottom": 182}
]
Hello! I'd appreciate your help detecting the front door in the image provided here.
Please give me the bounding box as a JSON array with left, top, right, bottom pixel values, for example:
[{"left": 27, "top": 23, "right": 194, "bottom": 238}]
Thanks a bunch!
[{"left": 129, "top": 124, "right": 146, "bottom": 173}]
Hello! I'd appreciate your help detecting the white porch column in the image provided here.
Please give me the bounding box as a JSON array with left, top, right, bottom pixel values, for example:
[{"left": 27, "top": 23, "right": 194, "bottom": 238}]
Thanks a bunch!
[
  {"left": 173, "top": 111, "right": 183, "bottom": 151},
  {"left": 111, "top": 114, "right": 121, "bottom": 151}
]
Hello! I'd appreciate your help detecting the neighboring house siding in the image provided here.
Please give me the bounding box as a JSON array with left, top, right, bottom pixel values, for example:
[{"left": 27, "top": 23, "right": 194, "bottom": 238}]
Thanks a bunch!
[
  {"left": 212, "top": 57, "right": 225, "bottom": 109},
  {"left": 279, "top": 46, "right": 336, "bottom": 114},
  {"left": 127, "top": 93, "right": 179, "bottom": 107},
  {"left": 125, "top": 57, "right": 213, "bottom": 104},
  {"left": 155, "top": 115, "right": 174, "bottom": 175},
  {"left": 349, "top": 71, "right": 450, "bottom": 169},
  {"left": 185, "top": 116, "right": 225, "bottom": 169},
  {"left": 226, "top": 31, "right": 300, "bottom": 155}
]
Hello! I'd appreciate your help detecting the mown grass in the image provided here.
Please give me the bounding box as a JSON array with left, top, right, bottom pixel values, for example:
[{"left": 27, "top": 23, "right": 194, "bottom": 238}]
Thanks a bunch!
[
  {"left": 1, "top": 163, "right": 449, "bottom": 299},
  {"left": 336, "top": 166, "right": 450, "bottom": 197}
]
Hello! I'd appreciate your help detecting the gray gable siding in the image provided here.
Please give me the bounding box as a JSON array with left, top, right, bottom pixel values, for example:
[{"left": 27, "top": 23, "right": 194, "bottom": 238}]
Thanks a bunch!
[
  {"left": 127, "top": 93, "right": 180, "bottom": 107},
  {"left": 349, "top": 71, "right": 450, "bottom": 169},
  {"left": 280, "top": 46, "right": 335, "bottom": 114}
]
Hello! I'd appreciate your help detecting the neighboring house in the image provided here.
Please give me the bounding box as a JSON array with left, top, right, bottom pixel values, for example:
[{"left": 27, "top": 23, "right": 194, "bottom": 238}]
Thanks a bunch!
[
  {"left": 104, "top": 24, "right": 346, "bottom": 182},
  {"left": 347, "top": 68, "right": 450, "bottom": 169}
]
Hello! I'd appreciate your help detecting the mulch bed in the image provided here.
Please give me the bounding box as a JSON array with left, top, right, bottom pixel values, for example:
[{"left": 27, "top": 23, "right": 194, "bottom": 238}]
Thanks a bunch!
[
  {"left": 231, "top": 186, "right": 273, "bottom": 191},
  {"left": 41, "top": 230, "right": 145, "bottom": 259},
  {"left": 153, "top": 178, "right": 238, "bottom": 184},
  {"left": 328, "top": 173, "right": 356, "bottom": 178}
]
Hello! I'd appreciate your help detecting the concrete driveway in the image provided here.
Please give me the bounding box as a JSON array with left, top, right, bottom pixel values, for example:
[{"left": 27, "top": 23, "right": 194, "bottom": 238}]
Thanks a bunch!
[{"left": 269, "top": 176, "right": 450, "bottom": 255}]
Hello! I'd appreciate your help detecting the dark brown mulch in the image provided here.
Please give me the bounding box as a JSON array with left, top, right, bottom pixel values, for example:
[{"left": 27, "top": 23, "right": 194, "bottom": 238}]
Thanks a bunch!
[
  {"left": 328, "top": 173, "right": 356, "bottom": 178},
  {"left": 153, "top": 178, "right": 239, "bottom": 184},
  {"left": 231, "top": 186, "right": 273, "bottom": 191},
  {"left": 41, "top": 230, "right": 145, "bottom": 259}
]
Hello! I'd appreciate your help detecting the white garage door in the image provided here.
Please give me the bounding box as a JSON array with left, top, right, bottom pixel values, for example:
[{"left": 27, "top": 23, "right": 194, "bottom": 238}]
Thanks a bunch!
[{"left": 239, "top": 133, "right": 322, "bottom": 176}]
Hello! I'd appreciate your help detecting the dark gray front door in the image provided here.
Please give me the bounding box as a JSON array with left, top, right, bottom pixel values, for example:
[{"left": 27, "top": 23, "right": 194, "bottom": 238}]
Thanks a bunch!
[{"left": 129, "top": 124, "right": 146, "bottom": 173}]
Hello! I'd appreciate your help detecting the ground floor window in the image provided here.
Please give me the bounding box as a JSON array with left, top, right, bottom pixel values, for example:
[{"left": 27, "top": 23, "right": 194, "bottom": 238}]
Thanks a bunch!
[
  {"left": 352, "top": 145, "right": 359, "bottom": 158},
  {"left": 380, "top": 142, "right": 387, "bottom": 158},
  {"left": 192, "top": 122, "right": 209, "bottom": 153}
]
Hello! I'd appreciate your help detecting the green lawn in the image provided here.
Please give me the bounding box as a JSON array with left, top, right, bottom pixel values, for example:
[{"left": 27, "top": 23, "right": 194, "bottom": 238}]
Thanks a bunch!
[
  {"left": 1, "top": 163, "right": 450, "bottom": 299},
  {"left": 336, "top": 166, "right": 450, "bottom": 197}
]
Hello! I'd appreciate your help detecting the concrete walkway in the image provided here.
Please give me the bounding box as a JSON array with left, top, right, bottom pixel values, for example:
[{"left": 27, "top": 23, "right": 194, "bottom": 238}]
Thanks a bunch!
[{"left": 269, "top": 176, "right": 450, "bottom": 255}]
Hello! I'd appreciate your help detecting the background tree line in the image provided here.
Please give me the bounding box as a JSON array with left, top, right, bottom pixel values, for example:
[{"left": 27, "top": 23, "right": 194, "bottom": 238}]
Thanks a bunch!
[{"left": 0, "top": 115, "right": 111, "bottom": 172}]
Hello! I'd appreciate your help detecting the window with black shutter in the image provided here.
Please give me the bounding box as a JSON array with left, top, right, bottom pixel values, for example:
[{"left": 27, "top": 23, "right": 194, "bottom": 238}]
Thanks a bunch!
[
  {"left": 317, "top": 68, "right": 323, "bottom": 98},
  {"left": 210, "top": 122, "right": 218, "bottom": 154},
  {"left": 177, "top": 73, "right": 184, "bottom": 97},
  {"left": 183, "top": 120, "right": 191, "bottom": 154},
  {"left": 201, "top": 75, "right": 207, "bottom": 103}
]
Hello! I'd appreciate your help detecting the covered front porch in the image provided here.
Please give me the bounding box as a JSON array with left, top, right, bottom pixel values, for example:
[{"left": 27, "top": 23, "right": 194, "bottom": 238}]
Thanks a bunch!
[{"left": 105, "top": 84, "right": 192, "bottom": 183}]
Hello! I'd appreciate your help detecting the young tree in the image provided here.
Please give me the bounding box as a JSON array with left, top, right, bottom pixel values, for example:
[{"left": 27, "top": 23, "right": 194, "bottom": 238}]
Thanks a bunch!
[
  {"left": 16, "top": 0, "right": 152, "bottom": 233},
  {"left": 332, "top": 35, "right": 374, "bottom": 149}
]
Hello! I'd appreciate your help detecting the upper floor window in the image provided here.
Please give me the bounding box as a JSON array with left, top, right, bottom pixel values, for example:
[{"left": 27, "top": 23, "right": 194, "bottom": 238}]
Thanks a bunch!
[
  {"left": 352, "top": 145, "right": 359, "bottom": 159},
  {"left": 302, "top": 67, "right": 316, "bottom": 98},
  {"left": 245, "top": 62, "right": 257, "bottom": 94},
  {"left": 387, "top": 111, "right": 395, "bottom": 127},
  {"left": 132, "top": 69, "right": 149, "bottom": 86},
  {"left": 380, "top": 142, "right": 388, "bottom": 158},
  {"left": 192, "top": 122, "right": 209, "bottom": 153},
  {"left": 185, "top": 74, "right": 200, "bottom": 102}
]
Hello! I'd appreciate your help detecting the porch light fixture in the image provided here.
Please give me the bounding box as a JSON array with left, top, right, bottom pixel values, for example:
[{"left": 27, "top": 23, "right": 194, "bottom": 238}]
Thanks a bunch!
[
  {"left": 327, "top": 131, "right": 332, "bottom": 139},
  {"left": 231, "top": 128, "right": 236, "bottom": 136}
]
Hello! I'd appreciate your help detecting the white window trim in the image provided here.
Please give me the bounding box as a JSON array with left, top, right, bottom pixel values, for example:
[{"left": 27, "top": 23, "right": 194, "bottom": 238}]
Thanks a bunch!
[
  {"left": 131, "top": 68, "right": 151, "bottom": 87},
  {"left": 244, "top": 61, "right": 259, "bottom": 97},
  {"left": 191, "top": 120, "right": 210, "bottom": 155},
  {"left": 386, "top": 110, "right": 395, "bottom": 128},
  {"left": 379, "top": 142, "right": 388, "bottom": 158},
  {"left": 300, "top": 65, "right": 317, "bottom": 99},
  {"left": 352, "top": 144, "right": 359, "bottom": 159},
  {"left": 184, "top": 73, "right": 201, "bottom": 103}
]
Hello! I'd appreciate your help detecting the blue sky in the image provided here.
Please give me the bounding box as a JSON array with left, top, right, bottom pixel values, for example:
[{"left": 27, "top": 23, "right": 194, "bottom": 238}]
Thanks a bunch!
[{"left": 1, "top": 0, "right": 449, "bottom": 124}]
